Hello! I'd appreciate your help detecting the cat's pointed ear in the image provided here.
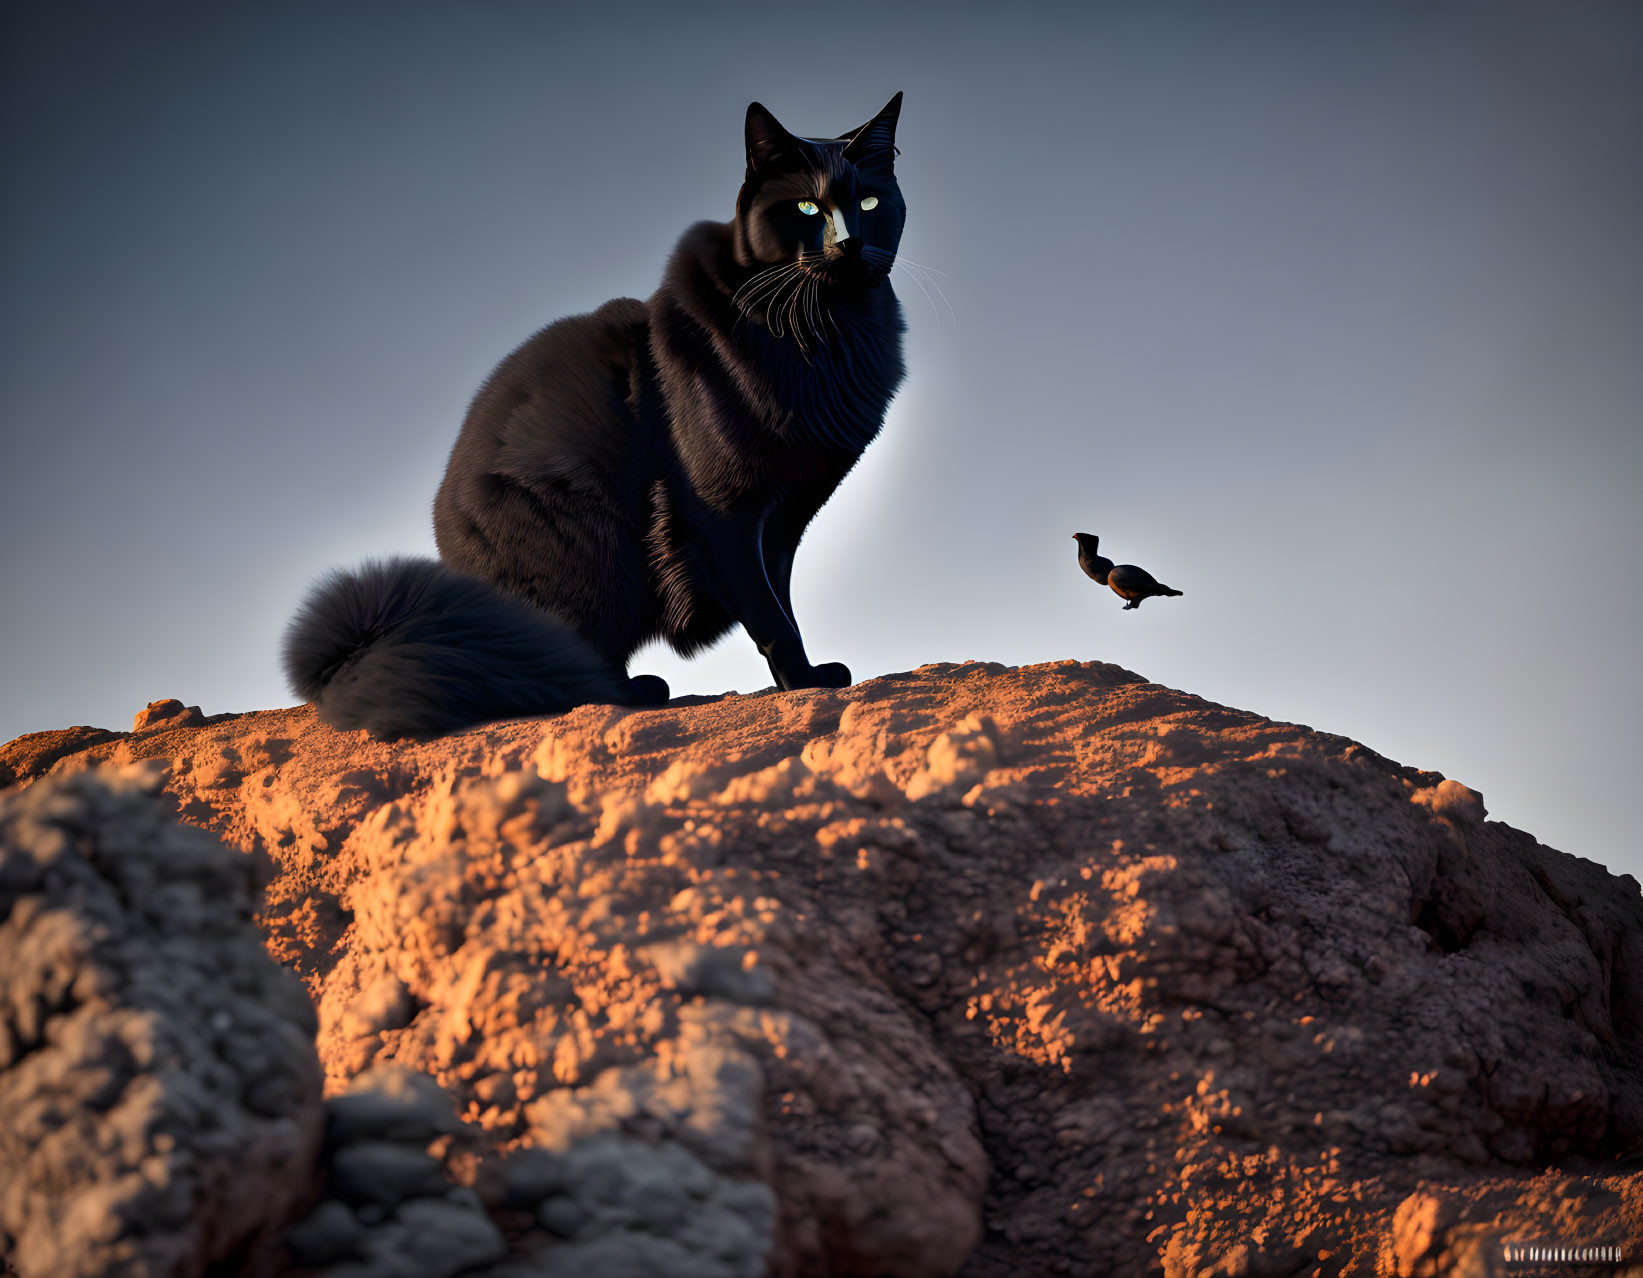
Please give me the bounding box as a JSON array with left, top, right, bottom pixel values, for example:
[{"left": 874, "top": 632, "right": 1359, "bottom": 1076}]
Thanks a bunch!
[
  {"left": 842, "top": 92, "right": 902, "bottom": 168},
  {"left": 745, "top": 101, "right": 800, "bottom": 174}
]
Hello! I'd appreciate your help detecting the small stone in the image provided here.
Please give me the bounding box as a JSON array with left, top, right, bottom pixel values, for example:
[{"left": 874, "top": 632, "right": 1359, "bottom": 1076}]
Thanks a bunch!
[
  {"left": 844, "top": 1122, "right": 879, "bottom": 1155},
  {"left": 284, "top": 1199, "right": 362, "bottom": 1266},
  {"left": 340, "top": 973, "right": 415, "bottom": 1040},
  {"left": 472, "top": 1072, "right": 517, "bottom": 1107},
  {"left": 1411, "top": 778, "right": 1487, "bottom": 826},
  {"left": 536, "top": 1194, "right": 589, "bottom": 1237},
  {"left": 327, "top": 1066, "right": 460, "bottom": 1146},
  {"left": 133, "top": 699, "right": 204, "bottom": 731},
  {"left": 646, "top": 941, "right": 774, "bottom": 1005},
  {"left": 329, "top": 1142, "right": 446, "bottom": 1209},
  {"left": 631, "top": 1176, "right": 693, "bottom": 1232},
  {"left": 390, "top": 1198, "right": 507, "bottom": 1278},
  {"left": 500, "top": 1148, "right": 568, "bottom": 1207}
]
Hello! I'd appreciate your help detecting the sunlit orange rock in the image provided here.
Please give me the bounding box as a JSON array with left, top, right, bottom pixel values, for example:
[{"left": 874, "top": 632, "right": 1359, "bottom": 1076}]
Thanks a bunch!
[{"left": 4, "top": 660, "right": 1640, "bottom": 1276}]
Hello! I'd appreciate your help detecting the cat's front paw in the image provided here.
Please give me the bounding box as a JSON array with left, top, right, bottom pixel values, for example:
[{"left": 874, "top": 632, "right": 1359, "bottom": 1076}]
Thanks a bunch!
[
  {"left": 625, "top": 673, "right": 671, "bottom": 706},
  {"left": 810, "top": 661, "right": 852, "bottom": 688},
  {"left": 769, "top": 657, "right": 852, "bottom": 691}
]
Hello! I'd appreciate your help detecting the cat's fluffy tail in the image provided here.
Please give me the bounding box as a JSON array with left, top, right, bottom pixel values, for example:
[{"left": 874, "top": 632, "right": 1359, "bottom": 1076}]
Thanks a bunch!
[{"left": 282, "top": 557, "right": 634, "bottom": 740}]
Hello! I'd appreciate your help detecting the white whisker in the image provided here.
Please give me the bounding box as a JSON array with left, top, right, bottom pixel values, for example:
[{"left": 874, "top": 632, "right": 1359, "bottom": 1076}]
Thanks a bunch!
[
  {"left": 855, "top": 246, "right": 956, "bottom": 328},
  {"left": 897, "top": 261, "right": 956, "bottom": 327},
  {"left": 732, "top": 261, "right": 804, "bottom": 310},
  {"left": 886, "top": 253, "right": 952, "bottom": 279}
]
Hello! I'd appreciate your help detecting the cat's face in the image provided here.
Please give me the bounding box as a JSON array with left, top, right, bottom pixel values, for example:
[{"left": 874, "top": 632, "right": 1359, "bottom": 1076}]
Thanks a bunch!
[{"left": 736, "top": 94, "right": 905, "bottom": 289}]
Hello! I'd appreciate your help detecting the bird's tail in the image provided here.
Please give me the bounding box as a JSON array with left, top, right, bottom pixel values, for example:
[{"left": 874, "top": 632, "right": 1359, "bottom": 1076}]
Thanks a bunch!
[
  {"left": 281, "top": 557, "right": 637, "bottom": 740},
  {"left": 1160, "top": 586, "right": 1183, "bottom": 597}
]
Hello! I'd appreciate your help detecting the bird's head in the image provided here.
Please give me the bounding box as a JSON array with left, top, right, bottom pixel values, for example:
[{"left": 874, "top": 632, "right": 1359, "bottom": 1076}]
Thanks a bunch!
[{"left": 1072, "top": 532, "right": 1113, "bottom": 584}]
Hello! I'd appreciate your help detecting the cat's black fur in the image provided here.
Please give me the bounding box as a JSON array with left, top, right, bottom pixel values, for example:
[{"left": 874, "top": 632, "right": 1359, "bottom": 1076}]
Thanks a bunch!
[{"left": 283, "top": 95, "right": 906, "bottom": 739}]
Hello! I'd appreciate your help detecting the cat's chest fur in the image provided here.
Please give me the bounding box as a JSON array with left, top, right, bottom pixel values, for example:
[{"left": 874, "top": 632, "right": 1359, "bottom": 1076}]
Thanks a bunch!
[
  {"left": 648, "top": 225, "right": 905, "bottom": 510},
  {"left": 747, "top": 295, "right": 903, "bottom": 446}
]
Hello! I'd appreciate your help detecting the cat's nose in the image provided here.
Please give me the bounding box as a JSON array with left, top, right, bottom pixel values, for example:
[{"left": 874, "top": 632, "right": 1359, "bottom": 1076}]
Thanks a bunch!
[{"left": 828, "top": 206, "right": 857, "bottom": 250}]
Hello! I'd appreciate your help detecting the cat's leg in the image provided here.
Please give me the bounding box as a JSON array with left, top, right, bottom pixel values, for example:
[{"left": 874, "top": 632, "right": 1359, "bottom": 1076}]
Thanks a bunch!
[
  {"left": 764, "top": 539, "right": 798, "bottom": 628},
  {"left": 761, "top": 519, "right": 850, "bottom": 689},
  {"left": 765, "top": 544, "right": 850, "bottom": 688},
  {"left": 700, "top": 512, "right": 849, "bottom": 691}
]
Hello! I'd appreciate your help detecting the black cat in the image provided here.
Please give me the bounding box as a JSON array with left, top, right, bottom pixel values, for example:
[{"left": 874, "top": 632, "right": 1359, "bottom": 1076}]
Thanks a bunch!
[{"left": 283, "top": 94, "right": 907, "bottom": 740}]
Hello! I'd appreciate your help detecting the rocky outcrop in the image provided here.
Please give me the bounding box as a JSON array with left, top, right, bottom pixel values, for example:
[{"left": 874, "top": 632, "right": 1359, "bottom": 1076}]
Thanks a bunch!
[
  {"left": 0, "top": 764, "right": 323, "bottom": 1277},
  {"left": 3, "top": 660, "right": 1641, "bottom": 1276}
]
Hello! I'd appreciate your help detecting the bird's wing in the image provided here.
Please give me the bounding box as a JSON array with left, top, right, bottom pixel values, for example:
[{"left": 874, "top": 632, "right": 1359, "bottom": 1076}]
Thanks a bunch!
[{"left": 1107, "top": 564, "right": 1159, "bottom": 592}]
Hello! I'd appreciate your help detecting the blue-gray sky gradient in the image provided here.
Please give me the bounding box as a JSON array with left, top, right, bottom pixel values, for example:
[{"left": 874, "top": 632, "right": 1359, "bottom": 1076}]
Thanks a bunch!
[{"left": 3, "top": 2, "right": 1640, "bottom": 878}]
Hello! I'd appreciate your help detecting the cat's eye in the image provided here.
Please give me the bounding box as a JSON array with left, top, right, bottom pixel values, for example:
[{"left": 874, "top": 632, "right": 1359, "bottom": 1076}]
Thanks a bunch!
[
  {"left": 797, "top": 200, "right": 820, "bottom": 216},
  {"left": 860, "top": 196, "right": 879, "bottom": 211}
]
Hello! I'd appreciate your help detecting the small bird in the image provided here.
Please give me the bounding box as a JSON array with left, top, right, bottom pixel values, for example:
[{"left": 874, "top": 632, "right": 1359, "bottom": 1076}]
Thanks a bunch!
[{"left": 1073, "top": 533, "right": 1183, "bottom": 610}]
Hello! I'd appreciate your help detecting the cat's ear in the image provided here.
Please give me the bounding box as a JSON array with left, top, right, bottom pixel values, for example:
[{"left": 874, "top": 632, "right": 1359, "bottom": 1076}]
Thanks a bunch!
[
  {"left": 842, "top": 92, "right": 902, "bottom": 169},
  {"left": 745, "top": 102, "right": 801, "bottom": 174}
]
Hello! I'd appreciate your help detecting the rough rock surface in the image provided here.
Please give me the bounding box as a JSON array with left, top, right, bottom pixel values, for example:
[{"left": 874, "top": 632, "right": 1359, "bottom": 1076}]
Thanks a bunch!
[
  {"left": 0, "top": 764, "right": 323, "bottom": 1277},
  {"left": 4, "top": 659, "right": 1643, "bottom": 1276}
]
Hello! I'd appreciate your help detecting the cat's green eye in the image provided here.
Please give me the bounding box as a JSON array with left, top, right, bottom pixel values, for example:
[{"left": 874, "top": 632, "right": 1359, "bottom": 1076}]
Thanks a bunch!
[
  {"left": 797, "top": 200, "right": 820, "bottom": 216},
  {"left": 860, "top": 196, "right": 879, "bottom": 211}
]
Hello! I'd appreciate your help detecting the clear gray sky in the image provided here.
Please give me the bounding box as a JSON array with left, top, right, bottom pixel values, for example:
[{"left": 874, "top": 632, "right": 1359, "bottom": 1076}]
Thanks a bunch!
[{"left": 3, "top": 2, "right": 1640, "bottom": 880}]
